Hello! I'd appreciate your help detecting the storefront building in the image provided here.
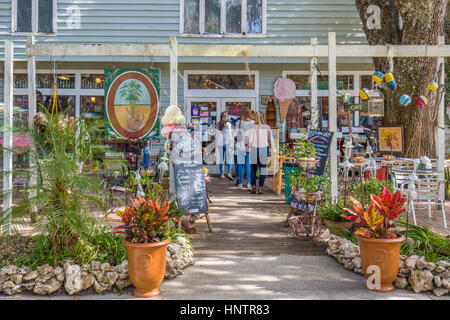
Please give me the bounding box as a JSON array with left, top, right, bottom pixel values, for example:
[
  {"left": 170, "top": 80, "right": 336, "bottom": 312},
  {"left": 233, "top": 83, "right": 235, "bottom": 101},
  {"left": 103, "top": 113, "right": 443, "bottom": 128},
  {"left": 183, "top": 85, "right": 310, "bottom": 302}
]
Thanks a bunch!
[{"left": 1, "top": 0, "right": 378, "bottom": 150}]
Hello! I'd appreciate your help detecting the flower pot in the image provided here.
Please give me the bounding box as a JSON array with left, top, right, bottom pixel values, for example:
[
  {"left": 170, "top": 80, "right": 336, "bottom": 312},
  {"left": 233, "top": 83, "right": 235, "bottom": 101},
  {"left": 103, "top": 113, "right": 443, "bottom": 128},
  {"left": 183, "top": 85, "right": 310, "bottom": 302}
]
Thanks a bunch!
[
  {"left": 355, "top": 234, "right": 405, "bottom": 292},
  {"left": 124, "top": 237, "right": 171, "bottom": 298},
  {"left": 323, "top": 219, "right": 352, "bottom": 235},
  {"left": 297, "top": 157, "right": 317, "bottom": 170}
]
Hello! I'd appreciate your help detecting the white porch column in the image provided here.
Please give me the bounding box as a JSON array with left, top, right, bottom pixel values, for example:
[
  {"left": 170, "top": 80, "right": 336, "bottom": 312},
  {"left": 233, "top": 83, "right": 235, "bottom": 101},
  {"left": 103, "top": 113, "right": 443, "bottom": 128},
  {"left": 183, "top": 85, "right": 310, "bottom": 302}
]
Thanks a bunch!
[
  {"left": 2, "top": 40, "right": 13, "bottom": 235},
  {"left": 310, "top": 37, "right": 319, "bottom": 129},
  {"left": 328, "top": 32, "right": 338, "bottom": 202},
  {"left": 169, "top": 37, "right": 178, "bottom": 106},
  {"left": 169, "top": 37, "right": 178, "bottom": 200},
  {"left": 27, "top": 36, "right": 36, "bottom": 126},
  {"left": 436, "top": 35, "right": 445, "bottom": 199},
  {"left": 27, "top": 36, "right": 38, "bottom": 213}
]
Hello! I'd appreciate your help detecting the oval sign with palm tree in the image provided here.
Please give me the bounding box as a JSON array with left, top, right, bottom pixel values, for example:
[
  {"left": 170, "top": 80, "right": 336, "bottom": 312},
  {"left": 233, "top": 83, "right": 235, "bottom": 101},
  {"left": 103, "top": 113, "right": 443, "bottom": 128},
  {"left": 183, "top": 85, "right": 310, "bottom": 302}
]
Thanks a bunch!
[{"left": 106, "top": 70, "right": 159, "bottom": 140}]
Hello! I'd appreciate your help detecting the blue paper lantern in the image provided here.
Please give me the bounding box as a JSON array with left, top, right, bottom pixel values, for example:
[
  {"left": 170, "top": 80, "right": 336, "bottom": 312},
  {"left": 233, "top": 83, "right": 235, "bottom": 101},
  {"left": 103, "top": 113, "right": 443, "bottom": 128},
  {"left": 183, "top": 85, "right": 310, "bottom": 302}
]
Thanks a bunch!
[
  {"left": 343, "top": 93, "right": 351, "bottom": 104},
  {"left": 399, "top": 94, "right": 412, "bottom": 106}
]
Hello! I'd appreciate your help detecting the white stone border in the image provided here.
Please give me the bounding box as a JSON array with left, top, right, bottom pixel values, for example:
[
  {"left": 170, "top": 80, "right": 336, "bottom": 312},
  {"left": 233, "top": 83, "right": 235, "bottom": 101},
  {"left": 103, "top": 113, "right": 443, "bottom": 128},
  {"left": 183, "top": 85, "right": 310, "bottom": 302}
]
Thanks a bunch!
[{"left": 0, "top": 237, "right": 194, "bottom": 296}]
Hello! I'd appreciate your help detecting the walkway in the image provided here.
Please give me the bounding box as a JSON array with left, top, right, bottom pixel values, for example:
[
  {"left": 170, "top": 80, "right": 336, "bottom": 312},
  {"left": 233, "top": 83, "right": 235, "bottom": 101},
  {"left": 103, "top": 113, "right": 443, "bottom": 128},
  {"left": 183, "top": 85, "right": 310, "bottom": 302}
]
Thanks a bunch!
[{"left": 2, "top": 177, "right": 447, "bottom": 300}]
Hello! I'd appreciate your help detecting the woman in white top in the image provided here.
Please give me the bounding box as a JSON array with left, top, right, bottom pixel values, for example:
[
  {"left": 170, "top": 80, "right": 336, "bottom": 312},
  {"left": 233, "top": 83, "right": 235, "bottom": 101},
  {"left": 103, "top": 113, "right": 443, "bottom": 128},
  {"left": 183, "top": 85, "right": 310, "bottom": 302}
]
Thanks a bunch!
[
  {"left": 248, "top": 111, "right": 275, "bottom": 194},
  {"left": 234, "top": 107, "right": 254, "bottom": 190},
  {"left": 216, "top": 111, "right": 234, "bottom": 180}
]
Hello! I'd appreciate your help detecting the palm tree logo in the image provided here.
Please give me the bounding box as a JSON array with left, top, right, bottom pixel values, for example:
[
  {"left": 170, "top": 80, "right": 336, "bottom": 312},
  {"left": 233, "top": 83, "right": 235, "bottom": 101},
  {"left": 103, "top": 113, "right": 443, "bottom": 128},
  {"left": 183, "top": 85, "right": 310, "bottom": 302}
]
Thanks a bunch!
[
  {"left": 119, "top": 80, "right": 143, "bottom": 118},
  {"left": 119, "top": 80, "right": 145, "bottom": 132}
]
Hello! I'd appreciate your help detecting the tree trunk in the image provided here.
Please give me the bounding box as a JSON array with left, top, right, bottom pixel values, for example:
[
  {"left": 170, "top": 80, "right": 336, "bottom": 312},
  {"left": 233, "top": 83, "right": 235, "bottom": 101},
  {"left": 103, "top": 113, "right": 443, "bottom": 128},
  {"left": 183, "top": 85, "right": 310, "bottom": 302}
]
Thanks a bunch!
[{"left": 355, "top": 0, "right": 447, "bottom": 157}]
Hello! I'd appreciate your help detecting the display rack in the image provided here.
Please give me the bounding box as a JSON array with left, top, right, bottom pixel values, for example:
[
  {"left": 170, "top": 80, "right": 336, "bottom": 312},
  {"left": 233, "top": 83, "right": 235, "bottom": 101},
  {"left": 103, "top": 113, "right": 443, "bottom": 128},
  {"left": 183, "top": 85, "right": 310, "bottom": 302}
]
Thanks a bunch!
[{"left": 287, "top": 158, "right": 325, "bottom": 239}]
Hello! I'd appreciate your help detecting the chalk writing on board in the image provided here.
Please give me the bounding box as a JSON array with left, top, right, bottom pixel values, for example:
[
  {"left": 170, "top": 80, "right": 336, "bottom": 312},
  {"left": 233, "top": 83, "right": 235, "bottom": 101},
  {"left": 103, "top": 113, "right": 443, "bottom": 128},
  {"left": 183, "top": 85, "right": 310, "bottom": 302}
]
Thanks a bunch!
[
  {"left": 173, "top": 164, "right": 208, "bottom": 215},
  {"left": 308, "top": 129, "right": 333, "bottom": 176}
]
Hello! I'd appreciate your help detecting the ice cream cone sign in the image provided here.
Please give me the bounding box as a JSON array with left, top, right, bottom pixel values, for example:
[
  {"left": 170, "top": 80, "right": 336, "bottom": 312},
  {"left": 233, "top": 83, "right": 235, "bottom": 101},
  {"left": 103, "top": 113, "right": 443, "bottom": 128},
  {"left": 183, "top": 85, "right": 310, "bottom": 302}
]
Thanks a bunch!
[{"left": 274, "top": 78, "right": 296, "bottom": 123}]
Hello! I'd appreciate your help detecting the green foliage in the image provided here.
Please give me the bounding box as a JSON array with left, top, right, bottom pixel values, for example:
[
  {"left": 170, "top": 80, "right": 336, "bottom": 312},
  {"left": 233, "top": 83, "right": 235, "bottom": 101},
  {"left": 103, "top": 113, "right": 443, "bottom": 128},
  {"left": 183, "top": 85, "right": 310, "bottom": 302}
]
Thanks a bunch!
[
  {"left": 337, "top": 228, "right": 358, "bottom": 245},
  {"left": 293, "top": 137, "right": 316, "bottom": 158},
  {"left": 290, "top": 172, "right": 330, "bottom": 193},
  {"left": 1, "top": 108, "right": 124, "bottom": 267},
  {"left": 320, "top": 200, "right": 347, "bottom": 222},
  {"left": 397, "top": 219, "right": 450, "bottom": 263},
  {"left": 348, "top": 177, "right": 393, "bottom": 209}
]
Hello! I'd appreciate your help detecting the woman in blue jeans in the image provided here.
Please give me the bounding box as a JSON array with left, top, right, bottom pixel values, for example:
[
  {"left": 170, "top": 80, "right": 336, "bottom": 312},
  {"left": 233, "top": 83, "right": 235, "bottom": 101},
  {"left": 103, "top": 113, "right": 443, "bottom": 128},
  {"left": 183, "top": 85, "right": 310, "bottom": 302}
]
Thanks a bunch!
[
  {"left": 234, "top": 107, "right": 254, "bottom": 190},
  {"left": 216, "top": 111, "right": 234, "bottom": 180},
  {"left": 248, "top": 112, "right": 275, "bottom": 194}
]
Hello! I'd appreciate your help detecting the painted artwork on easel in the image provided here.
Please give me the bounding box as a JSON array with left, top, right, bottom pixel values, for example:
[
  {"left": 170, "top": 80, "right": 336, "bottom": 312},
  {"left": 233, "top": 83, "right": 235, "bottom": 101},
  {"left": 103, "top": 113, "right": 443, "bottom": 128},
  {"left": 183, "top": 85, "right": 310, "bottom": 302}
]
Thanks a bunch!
[{"left": 105, "top": 69, "right": 160, "bottom": 140}]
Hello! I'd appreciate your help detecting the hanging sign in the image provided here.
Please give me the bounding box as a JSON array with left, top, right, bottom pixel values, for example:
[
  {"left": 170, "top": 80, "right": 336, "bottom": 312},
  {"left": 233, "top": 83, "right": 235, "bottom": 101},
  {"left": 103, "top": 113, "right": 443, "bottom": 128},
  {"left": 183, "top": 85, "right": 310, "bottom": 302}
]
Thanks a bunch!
[
  {"left": 105, "top": 68, "right": 160, "bottom": 140},
  {"left": 308, "top": 129, "right": 333, "bottom": 176}
]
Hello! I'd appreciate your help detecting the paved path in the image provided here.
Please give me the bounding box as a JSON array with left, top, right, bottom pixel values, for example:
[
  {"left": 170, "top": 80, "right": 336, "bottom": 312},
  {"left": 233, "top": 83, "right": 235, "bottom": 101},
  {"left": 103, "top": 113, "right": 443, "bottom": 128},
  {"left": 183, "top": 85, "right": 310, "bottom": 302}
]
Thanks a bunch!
[{"left": 3, "top": 177, "right": 447, "bottom": 301}]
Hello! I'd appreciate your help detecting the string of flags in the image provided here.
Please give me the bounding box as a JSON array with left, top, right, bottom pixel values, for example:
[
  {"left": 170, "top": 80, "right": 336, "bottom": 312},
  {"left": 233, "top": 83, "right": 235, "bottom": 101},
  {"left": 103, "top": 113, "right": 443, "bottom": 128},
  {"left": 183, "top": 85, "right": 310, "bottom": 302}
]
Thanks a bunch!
[{"left": 352, "top": 70, "right": 442, "bottom": 108}]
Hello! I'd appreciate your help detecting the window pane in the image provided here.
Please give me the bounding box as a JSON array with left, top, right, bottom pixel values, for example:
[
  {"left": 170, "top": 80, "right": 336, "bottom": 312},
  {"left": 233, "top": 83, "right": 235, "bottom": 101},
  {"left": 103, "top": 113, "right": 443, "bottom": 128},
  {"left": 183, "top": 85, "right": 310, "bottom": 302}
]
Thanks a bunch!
[
  {"left": 17, "top": 0, "right": 32, "bottom": 32},
  {"left": 38, "top": 0, "right": 53, "bottom": 33},
  {"left": 14, "top": 74, "right": 28, "bottom": 88},
  {"left": 56, "top": 74, "right": 75, "bottom": 89},
  {"left": 42, "top": 95, "right": 76, "bottom": 117},
  {"left": 82, "top": 74, "right": 105, "bottom": 89},
  {"left": 184, "top": 0, "right": 199, "bottom": 34},
  {"left": 286, "top": 75, "right": 310, "bottom": 90},
  {"left": 188, "top": 74, "right": 255, "bottom": 90},
  {"left": 37, "top": 74, "right": 53, "bottom": 88},
  {"left": 247, "top": 0, "right": 262, "bottom": 33},
  {"left": 81, "top": 96, "right": 105, "bottom": 118},
  {"left": 337, "top": 75, "right": 353, "bottom": 90},
  {"left": 360, "top": 75, "right": 380, "bottom": 90},
  {"left": 205, "top": 0, "right": 220, "bottom": 34},
  {"left": 226, "top": 0, "right": 241, "bottom": 33}
]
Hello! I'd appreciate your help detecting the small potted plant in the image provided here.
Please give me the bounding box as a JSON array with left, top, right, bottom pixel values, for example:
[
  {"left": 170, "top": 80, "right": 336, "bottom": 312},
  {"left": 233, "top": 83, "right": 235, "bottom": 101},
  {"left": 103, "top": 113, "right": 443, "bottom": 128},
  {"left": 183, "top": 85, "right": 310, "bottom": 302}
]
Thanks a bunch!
[
  {"left": 320, "top": 201, "right": 352, "bottom": 235},
  {"left": 293, "top": 137, "right": 317, "bottom": 170},
  {"left": 342, "top": 188, "right": 406, "bottom": 292},
  {"left": 113, "top": 197, "right": 178, "bottom": 298}
]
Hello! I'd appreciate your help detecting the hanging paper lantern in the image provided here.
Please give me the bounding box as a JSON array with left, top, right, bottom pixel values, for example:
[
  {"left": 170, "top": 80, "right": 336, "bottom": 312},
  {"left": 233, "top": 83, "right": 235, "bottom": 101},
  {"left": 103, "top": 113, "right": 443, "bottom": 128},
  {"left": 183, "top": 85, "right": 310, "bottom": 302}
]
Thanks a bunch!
[
  {"left": 343, "top": 93, "right": 351, "bottom": 104},
  {"left": 428, "top": 82, "right": 439, "bottom": 92},
  {"left": 372, "top": 71, "right": 385, "bottom": 84},
  {"left": 399, "top": 94, "right": 412, "bottom": 106},
  {"left": 384, "top": 73, "right": 397, "bottom": 91},
  {"left": 415, "top": 96, "right": 428, "bottom": 107},
  {"left": 359, "top": 88, "right": 370, "bottom": 101}
]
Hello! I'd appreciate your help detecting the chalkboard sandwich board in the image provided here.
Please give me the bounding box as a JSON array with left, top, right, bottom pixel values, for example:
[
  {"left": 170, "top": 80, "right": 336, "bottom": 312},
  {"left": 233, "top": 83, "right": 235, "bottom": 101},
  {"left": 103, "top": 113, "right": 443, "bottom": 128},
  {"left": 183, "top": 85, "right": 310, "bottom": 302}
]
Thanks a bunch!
[
  {"left": 173, "top": 163, "right": 208, "bottom": 215},
  {"left": 308, "top": 129, "right": 333, "bottom": 176}
]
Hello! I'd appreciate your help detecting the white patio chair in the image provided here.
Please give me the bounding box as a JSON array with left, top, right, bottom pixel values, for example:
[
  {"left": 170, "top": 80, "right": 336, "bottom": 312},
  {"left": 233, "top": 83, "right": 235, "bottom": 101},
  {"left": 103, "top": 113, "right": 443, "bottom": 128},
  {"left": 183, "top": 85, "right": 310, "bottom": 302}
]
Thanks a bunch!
[
  {"left": 392, "top": 169, "right": 413, "bottom": 197},
  {"left": 411, "top": 173, "right": 447, "bottom": 229}
]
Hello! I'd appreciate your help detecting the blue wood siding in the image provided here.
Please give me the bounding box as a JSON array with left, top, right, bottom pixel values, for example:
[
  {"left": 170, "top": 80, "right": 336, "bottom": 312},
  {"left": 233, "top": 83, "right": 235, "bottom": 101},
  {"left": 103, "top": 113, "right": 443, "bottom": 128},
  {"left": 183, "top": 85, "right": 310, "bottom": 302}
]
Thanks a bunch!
[{"left": 0, "top": 0, "right": 367, "bottom": 60}]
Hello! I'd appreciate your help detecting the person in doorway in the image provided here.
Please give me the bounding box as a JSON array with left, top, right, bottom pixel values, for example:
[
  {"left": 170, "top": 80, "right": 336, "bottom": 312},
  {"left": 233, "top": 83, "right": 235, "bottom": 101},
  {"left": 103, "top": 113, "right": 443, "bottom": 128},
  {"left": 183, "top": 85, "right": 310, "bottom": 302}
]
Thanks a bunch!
[
  {"left": 234, "top": 107, "right": 254, "bottom": 190},
  {"left": 248, "top": 111, "right": 275, "bottom": 194},
  {"left": 216, "top": 111, "right": 234, "bottom": 180}
]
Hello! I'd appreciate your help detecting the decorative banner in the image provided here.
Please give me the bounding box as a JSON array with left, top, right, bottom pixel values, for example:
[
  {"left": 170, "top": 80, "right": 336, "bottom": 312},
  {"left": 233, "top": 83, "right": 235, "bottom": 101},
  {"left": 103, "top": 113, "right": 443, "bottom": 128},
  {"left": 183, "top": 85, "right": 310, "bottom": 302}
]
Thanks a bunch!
[{"left": 105, "top": 68, "right": 160, "bottom": 140}]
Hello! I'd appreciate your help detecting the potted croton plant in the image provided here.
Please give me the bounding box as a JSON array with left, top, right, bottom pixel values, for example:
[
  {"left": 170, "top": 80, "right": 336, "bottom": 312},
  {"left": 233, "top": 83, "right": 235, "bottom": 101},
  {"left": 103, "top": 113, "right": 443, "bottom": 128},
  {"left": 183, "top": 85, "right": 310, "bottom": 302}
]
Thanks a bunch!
[
  {"left": 342, "top": 187, "right": 406, "bottom": 292},
  {"left": 114, "top": 197, "right": 177, "bottom": 298}
]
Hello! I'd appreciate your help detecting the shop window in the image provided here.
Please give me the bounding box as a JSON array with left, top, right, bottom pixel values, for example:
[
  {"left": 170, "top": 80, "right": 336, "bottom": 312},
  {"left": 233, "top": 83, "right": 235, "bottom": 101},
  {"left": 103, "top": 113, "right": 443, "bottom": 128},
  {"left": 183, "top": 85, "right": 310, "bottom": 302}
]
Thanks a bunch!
[
  {"left": 37, "top": 74, "right": 53, "bottom": 88},
  {"left": 225, "top": 101, "right": 251, "bottom": 127},
  {"left": 14, "top": 74, "right": 28, "bottom": 89},
  {"left": 81, "top": 74, "right": 105, "bottom": 89},
  {"left": 12, "top": 0, "right": 57, "bottom": 34},
  {"left": 41, "top": 95, "right": 76, "bottom": 117},
  {"left": 81, "top": 96, "right": 105, "bottom": 118},
  {"left": 286, "top": 74, "right": 353, "bottom": 90},
  {"left": 360, "top": 75, "right": 380, "bottom": 90},
  {"left": 188, "top": 74, "right": 255, "bottom": 90},
  {"left": 182, "top": 0, "right": 265, "bottom": 36},
  {"left": 190, "top": 101, "right": 217, "bottom": 143},
  {"left": 56, "top": 74, "right": 75, "bottom": 89}
]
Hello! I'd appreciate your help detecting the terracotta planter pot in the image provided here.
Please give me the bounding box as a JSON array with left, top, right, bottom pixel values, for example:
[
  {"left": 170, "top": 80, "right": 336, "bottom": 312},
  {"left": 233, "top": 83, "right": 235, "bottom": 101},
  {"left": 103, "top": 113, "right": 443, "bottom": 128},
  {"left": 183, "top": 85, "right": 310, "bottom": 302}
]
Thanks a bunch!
[
  {"left": 124, "top": 238, "right": 171, "bottom": 298},
  {"left": 323, "top": 219, "right": 352, "bottom": 235},
  {"left": 355, "top": 234, "right": 405, "bottom": 292}
]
